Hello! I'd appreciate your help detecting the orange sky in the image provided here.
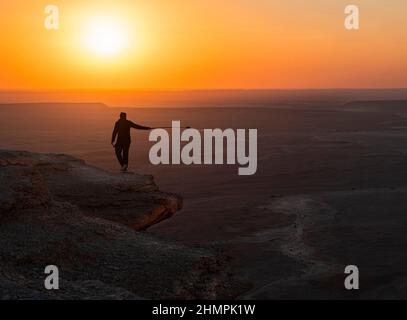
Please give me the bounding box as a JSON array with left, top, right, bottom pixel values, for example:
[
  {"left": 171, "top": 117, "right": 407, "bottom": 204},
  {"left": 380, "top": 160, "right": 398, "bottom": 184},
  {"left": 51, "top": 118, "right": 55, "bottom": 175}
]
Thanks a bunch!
[{"left": 0, "top": 0, "right": 406, "bottom": 90}]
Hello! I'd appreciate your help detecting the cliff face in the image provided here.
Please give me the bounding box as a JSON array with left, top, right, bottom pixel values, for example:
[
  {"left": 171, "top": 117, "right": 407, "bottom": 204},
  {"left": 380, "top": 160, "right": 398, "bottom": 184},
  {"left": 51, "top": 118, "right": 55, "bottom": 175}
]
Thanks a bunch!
[{"left": 0, "top": 150, "right": 238, "bottom": 299}]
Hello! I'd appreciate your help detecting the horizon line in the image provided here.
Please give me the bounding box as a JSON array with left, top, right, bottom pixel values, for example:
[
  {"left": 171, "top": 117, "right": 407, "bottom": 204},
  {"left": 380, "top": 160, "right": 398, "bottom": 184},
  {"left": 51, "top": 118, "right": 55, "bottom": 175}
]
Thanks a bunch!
[{"left": 1, "top": 88, "right": 407, "bottom": 93}]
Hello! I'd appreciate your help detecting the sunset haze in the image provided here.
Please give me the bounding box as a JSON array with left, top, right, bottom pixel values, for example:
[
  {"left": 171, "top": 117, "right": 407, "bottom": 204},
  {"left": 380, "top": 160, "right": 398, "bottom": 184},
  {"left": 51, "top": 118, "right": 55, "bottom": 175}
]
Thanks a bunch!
[{"left": 1, "top": 0, "right": 406, "bottom": 90}]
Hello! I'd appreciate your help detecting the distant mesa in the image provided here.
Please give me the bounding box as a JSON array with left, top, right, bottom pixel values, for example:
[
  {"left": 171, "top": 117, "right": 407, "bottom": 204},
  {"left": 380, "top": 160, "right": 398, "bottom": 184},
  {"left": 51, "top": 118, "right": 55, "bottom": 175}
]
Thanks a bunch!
[
  {"left": 0, "top": 102, "right": 109, "bottom": 111},
  {"left": 343, "top": 100, "right": 407, "bottom": 111}
]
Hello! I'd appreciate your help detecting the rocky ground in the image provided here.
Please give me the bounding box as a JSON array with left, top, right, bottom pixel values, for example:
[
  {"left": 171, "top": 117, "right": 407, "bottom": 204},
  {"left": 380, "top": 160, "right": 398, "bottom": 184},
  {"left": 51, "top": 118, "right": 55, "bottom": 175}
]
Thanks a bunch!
[{"left": 0, "top": 150, "right": 242, "bottom": 299}]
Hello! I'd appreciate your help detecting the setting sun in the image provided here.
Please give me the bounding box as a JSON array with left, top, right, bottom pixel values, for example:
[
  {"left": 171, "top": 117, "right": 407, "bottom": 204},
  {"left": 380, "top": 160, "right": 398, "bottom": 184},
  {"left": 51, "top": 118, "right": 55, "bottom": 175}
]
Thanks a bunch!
[{"left": 82, "top": 15, "right": 128, "bottom": 57}]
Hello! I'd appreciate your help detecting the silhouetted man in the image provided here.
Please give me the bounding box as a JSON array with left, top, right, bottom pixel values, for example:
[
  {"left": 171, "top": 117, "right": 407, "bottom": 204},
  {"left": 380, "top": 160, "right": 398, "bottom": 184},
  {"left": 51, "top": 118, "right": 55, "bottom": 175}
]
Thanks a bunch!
[{"left": 111, "top": 112, "right": 152, "bottom": 172}]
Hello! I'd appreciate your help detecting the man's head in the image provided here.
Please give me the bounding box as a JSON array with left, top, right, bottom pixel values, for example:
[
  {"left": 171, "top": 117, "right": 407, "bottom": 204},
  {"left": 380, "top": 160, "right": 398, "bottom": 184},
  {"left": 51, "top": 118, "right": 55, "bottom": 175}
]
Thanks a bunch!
[{"left": 120, "top": 112, "right": 127, "bottom": 120}]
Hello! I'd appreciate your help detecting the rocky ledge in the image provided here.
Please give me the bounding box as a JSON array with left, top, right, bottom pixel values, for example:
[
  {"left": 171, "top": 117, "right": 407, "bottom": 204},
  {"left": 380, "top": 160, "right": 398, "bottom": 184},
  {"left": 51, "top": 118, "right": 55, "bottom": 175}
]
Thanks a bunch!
[{"left": 0, "top": 150, "right": 239, "bottom": 299}]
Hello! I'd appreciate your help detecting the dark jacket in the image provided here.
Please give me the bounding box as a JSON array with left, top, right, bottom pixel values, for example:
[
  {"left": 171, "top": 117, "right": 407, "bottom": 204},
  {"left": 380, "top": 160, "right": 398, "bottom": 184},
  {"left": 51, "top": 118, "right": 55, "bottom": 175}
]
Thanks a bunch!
[{"left": 111, "top": 119, "right": 150, "bottom": 145}]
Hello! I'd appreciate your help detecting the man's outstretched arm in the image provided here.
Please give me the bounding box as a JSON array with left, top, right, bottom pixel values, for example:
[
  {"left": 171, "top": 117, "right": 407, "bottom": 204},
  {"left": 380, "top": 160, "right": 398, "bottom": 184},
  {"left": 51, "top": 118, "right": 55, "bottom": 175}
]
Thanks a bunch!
[
  {"left": 111, "top": 122, "right": 119, "bottom": 145},
  {"left": 130, "top": 121, "right": 152, "bottom": 130}
]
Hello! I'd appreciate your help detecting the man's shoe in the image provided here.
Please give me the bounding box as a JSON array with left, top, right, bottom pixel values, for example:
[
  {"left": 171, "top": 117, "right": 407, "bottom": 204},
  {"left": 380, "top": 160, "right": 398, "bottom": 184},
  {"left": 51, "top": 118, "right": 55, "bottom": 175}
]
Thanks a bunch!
[{"left": 123, "top": 165, "right": 128, "bottom": 172}]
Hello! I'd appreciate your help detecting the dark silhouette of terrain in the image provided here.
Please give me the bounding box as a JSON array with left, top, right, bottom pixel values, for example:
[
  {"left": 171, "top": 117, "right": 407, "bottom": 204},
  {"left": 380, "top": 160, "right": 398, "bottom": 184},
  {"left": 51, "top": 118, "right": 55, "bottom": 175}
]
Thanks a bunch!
[
  {"left": 0, "top": 150, "right": 241, "bottom": 299},
  {"left": 1, "top": 99, "right": 407, "bottom": 299}
]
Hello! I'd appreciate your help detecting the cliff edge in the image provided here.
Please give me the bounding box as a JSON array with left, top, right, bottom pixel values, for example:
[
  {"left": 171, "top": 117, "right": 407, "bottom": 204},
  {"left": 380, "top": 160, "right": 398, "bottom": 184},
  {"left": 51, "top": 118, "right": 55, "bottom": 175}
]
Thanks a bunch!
[{"left": 0, "top": 150, "right": 239, "bottom": 299}]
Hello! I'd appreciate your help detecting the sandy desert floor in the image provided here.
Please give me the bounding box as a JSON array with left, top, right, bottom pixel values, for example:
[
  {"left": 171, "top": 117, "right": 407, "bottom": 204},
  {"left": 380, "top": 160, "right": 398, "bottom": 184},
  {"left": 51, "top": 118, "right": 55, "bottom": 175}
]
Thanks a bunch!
[{"left": 1, "top": 102, "right": 407, "bottom": 298}]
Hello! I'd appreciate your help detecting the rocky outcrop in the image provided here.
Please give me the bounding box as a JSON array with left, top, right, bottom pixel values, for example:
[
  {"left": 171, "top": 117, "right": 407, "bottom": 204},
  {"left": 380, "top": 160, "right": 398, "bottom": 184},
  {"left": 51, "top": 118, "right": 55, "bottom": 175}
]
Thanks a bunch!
[
  {"left": 0, "top": 150, "right": 239, "bottom": 299},
  {"left": 0, "top": 150, "right": 181, "bottom": 230}
]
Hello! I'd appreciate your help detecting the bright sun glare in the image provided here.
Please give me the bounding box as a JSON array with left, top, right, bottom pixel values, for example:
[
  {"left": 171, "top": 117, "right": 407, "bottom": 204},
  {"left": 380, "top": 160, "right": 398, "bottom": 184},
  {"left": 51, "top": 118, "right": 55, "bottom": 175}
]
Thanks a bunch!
[{"left": 83, "top": 15, "right": 128, "bottom": 57}]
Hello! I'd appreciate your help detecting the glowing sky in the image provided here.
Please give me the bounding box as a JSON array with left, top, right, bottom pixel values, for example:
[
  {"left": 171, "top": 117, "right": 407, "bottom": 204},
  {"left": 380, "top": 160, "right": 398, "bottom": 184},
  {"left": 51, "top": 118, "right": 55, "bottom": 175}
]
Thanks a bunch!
[{"left": 0, "top": 0, "right": 406, "bottom": 90}]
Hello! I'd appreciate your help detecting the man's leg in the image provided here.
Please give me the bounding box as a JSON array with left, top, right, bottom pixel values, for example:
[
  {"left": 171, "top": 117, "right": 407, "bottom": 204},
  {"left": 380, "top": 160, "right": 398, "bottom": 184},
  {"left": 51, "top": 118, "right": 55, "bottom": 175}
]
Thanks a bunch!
[
  {"left": 115, "top": 144, "right": 124, "bottom": 166},
  {"left": 123, "top": 143, "right": 130, "bottom": 168}
]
